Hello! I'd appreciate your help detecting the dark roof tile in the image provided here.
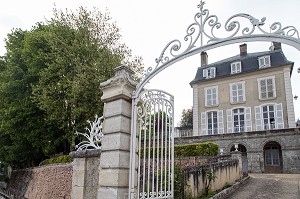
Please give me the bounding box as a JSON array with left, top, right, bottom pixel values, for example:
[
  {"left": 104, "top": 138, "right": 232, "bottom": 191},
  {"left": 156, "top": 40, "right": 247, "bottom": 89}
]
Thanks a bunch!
[{"left": 190, "top": 50, "right": 294, "bottom": 85}]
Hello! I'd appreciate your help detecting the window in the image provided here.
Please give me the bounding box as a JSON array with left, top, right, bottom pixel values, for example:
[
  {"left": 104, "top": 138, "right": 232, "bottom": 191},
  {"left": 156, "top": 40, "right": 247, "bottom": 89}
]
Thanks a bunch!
[
  {"left": 233, "top": 108, "right": 245, "bottom": 132},
  {"left": 205, "top": 86, "right": 218, "bottom": 106},
  {"left": 258, "top": 77, "right": 276, "bottom": 100},
  {"left": 203, "top": 67, "right": 216, "bottom": 79},
  {"left": 201, "top": 110, "right": 224, "bottom": 135},
  {"left": 207, "top": 111, "right": 218, "bottom": 135},
  {"left": 230, "top": 82, "right": 245, "bottom": 103},
  {"left": 258, "top": 55, "right": 271, "bottom": 68},
  {"left": 262, "top": 105, "right": 275, "bottom": 130},
  {"left": 265, "top": 146, "right": 280, "bottom": 166},
  {"left": 255, "top": 103, "right": 284, "bottom": 131},
  {"left": 231, "top": 62, "right": 242, "bottom": 74},
  {"left": 227, "top": 107, "right": 252, "bottom": 133}
]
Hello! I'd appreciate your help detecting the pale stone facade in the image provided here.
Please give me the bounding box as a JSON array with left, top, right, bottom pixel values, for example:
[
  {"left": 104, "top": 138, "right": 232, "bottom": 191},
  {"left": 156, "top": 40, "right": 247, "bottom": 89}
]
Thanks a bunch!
[
  {"left": 191, "top": 44, "right": 295, "bottom": 136},
  {"left": 177, "top": 43, "right": 299, "bottom": 173}
]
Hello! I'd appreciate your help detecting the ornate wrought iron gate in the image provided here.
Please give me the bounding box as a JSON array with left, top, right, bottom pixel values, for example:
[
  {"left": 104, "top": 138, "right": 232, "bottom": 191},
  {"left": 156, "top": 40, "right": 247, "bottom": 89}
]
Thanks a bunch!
[{"left": 129, "top": 89, "right": 174, "bottom": 199}]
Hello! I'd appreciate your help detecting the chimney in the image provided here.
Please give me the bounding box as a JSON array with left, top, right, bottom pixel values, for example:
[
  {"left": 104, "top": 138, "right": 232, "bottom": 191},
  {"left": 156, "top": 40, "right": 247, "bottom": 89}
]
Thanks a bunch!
[
  {"left": 201, "top": 51, "right": 208, "bottom": 66},
  {"left": 272, "top": 42, "right": 282, "bottom": 50},
  {"left": 240, "top": 43, "right": 247, "bottom": 56}
]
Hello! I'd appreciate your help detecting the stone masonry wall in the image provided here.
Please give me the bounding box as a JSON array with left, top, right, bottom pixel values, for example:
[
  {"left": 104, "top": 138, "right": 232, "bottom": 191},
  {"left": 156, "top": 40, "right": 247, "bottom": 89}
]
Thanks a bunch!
[
  {"left": 7, "top": 164, "right": 72, "bottom": 199},
  {"left": 184, "top": 159, "right": 241, "bottom": 198}
]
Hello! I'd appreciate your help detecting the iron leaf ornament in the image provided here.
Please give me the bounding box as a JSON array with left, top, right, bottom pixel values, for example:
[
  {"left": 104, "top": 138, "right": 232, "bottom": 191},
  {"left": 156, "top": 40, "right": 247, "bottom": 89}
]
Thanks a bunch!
[{"left": 75, "top": 115, "right": 104, "bottom": 151}]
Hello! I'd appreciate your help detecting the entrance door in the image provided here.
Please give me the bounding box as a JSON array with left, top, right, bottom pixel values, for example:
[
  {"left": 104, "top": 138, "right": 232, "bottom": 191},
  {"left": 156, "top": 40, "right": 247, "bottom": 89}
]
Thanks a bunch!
[{"left": 263, "top": 141, "right": 283, "bottom": 173}]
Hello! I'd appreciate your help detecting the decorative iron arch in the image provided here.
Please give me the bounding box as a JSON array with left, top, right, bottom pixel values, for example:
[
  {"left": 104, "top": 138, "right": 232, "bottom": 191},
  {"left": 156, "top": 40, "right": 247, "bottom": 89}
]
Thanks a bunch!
[
  {"left": 129, "top": 1, "right": 300, "bottom": 198},
  {"left": 132, "top": 1, "right": 300, "bottom": 99}
]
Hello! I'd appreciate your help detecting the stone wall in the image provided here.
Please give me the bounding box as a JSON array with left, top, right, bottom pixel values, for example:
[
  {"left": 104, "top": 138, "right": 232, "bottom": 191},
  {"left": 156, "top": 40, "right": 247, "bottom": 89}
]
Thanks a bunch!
[
  {"left": 184, "top": 159, "right": 241, "bottom": 198},
  {"left": 175, "top": 127, "right": 300, "bottom": 173},
  {"left": 69, "top": 149, "right": 101, "bottom": 199},
  {"left": 7, "top": 164, "right": 72, "bottom": 199}
]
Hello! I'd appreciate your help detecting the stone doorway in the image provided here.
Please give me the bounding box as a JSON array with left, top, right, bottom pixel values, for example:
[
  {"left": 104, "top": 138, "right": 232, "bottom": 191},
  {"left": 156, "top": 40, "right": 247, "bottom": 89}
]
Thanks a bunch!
[
  {"left": 263, "top": 141, "right": 283, "bottom": 173},
  {"left": 231, "top": 144, "right": 248, "bottom": 174}
]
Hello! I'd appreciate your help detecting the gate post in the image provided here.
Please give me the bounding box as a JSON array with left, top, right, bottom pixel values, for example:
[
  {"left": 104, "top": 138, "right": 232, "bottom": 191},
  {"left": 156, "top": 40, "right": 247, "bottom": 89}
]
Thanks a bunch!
[{"left": 98, "top": 65, "right": 137, "bottom": 199}]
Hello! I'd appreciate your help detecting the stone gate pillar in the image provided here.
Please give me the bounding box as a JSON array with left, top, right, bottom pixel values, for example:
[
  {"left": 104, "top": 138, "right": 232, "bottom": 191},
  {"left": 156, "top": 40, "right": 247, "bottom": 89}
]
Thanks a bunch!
[{"left": 98, "top": 65, "right": 137, "bottom": 199}]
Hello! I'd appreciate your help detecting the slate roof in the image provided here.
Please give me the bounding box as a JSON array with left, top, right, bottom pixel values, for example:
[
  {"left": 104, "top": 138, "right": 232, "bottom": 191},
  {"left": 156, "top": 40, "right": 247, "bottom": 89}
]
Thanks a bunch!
[{"left": 190, "top": 49, "right": 294, "bottom": 85}]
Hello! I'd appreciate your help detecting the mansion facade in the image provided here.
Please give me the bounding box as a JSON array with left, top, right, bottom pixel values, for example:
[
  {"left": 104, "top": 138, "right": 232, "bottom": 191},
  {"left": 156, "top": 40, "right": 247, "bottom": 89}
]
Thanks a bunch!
[
  {"left": 191, "top": 43, "right": 295, "bottom": 136},
  {"left": 175, "top": 43, "right": 300, "bottom": 173}
]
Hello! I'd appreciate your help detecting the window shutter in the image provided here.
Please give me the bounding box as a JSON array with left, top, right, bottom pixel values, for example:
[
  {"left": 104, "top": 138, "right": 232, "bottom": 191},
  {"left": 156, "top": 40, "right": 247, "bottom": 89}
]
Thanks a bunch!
[
  {"left": 231, "top": 84, "right": 237, "bottom": 103},
  {"left": 265, "top": 56, "right": 271, "bottom": 66},
  {"left": 255, "top": 106, "right": 262, "bottom": 131},
  {"left": 203, "top": 69, "right": 208, "bottom": 78},
  {"left": 258, "top": 57, "right": 264, "bottom": 68},
  {"left": 245, "top": 107, "right": 252, "bottom": 132},
  {"left": 213, "top": 87, "right": 218, "bottom": 105},
  {"left": 211, "top": 67, "right": 216, "bottom": 78},
  {"left": 226, "top": 109, "right": 233, "bottom": 133},
  {"left": 260, "top": 79, "right": 267, "bottom": 99},
  {"left": 238, "top": 83, "right": 244, "bottom": 102},
  {"left": 237, "top": 62, "right": 241, "bottom": 73},
  {"left": 267, "top": 78, "right": 274, "bottom": 98},
  {"left": 231, "top": 63, "right": 236, "bottom": 74},
  {"left": 201, "top": 112, "right": 207, "bottom": 135},
  {"left": 276, "top": 103, "right": 284, "bottom": 129},
  {"left": 218, "top": 110, "right": 224, "bottom": 134}
]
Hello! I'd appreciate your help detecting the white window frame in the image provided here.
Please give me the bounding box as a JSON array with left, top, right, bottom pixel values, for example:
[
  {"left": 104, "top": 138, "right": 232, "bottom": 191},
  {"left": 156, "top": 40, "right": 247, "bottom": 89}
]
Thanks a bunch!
[
  {"left": 231, "top": 61, "right": 242, "bottom": 74},
  {"left": 257, "top": 76, "right": 276, "bottom": 100},
  {"left": 262, "top": 104, "right": 276, "bottom": 130},
  {"left": 205, "top": 86, "right": 218, "bottom": 107},
  {"left": 258, "top": 55, "right": 271, "bottom": 68},
  {"left": 203, "top": 67, "right": 216, "bottom": 79},
  {"left": 207, "top": 111, "right": 218, "bottom": 135},
  {"left": 201, "top": 110, "right": 224, "bottom": 135},
  {"left": 227, "top": 106, "right": 252, "bottom": 133},
  {"left": 232, "top": 108, "right": 245, "bottom": 133},
  {"left": 255, "top": 103, "right": 284, "bottom": 131},
  {"left": 230, "top": 81, "right": 246, "bottom": 103}
]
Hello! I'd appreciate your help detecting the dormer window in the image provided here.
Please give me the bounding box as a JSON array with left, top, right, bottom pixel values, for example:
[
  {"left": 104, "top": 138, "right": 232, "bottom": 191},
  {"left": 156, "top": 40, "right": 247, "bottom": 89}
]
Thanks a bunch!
[
  {"left": 258, "top": 55, "right": 271, "bottom": 68},
  {"left": 203, "top": 67, "right": 216, "bottom": 79},
  {"left": 231, "top": 62, "right": 242, "bottom": 74}
]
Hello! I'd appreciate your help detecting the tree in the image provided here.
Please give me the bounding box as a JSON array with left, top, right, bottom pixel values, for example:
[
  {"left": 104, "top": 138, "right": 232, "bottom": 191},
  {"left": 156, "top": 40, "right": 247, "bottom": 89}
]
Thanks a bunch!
[
  {"left": 0, "top": 28, "right": 60, "bottom": 168},
  {"left": 0, "top": 7, "right": 143, "bottom": 168},
  {"left": 179, "top": 108, "right": 193, "bottom": 127}
]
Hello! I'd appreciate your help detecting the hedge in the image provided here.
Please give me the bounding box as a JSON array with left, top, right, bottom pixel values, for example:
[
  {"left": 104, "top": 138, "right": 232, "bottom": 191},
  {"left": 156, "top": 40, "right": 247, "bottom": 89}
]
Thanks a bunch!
[
  {"left": 141, "top": 142, "right": 218, "bottom": 158},
  {"left": 42, "top": 155, "right": 74, "bottom": 165}
]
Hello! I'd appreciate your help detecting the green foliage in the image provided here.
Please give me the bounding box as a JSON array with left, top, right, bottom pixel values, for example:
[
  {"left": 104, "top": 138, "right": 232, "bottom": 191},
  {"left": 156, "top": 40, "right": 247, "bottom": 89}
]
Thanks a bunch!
[
  {"left": 141, "top": 142, "right": 218, "bottom": 158},
  {"left": 42, "top": 155, "right": 74, "bottom": 165},
  {"left": 174, "top": 142, "right": 218, "bottom": 157},
  {"left": 174, "top": 164, "right": 186, "bottom": 199},
  {"left": 179, "top": 108, "right": 193, "bottom": 127},
  {"left": 0, "top": 7, "right": 143, "bottom": 168}
]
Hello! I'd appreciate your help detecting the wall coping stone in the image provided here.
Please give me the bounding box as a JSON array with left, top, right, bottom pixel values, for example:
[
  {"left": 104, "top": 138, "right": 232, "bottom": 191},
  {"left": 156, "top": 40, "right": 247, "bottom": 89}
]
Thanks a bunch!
[
  {"left": 175, "top": 127, "right": 300, "bottom": 144},
  {"left": 69, "top": 149, "right": 101, "bottom": 158}
]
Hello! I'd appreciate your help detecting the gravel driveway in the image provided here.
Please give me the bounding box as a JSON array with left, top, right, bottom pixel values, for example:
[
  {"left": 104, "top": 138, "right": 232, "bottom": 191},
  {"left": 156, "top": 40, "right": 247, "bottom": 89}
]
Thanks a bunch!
[{"left": 227, "top": 174, "right": 300, "bottom": 199}]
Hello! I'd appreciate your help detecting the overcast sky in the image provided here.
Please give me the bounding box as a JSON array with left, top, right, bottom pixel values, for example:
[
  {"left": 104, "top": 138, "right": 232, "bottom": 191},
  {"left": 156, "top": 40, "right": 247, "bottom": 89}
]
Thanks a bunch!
[{"left": 1, "top": 0, "right": 300, "bottom": 124}]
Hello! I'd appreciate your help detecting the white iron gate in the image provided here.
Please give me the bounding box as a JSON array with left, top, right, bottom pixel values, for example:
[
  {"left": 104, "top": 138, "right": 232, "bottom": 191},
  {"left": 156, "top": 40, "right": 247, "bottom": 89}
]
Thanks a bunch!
[{"left": 129, "top": 89, "right": 174, "bottom": 199}]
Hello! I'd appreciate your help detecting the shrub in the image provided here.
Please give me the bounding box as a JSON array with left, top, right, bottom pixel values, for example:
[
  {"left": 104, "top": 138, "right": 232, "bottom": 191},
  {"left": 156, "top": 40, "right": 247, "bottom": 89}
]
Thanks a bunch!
[
  {"left": 42, "top": 155, "right": 74, "bottom": 165},
  {"left": 141, "top": 142, "right": 218, "bottom": 158},
  {"left": 174, "top": 142, "right": 218, "bottom": 157}
]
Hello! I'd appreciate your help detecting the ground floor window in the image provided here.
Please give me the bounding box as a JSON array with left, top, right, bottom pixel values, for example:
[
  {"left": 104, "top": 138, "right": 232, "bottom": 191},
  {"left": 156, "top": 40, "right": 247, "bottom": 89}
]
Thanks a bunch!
[{"left": 265, "top": 146, "right": 280, "bottom": 166}]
